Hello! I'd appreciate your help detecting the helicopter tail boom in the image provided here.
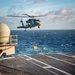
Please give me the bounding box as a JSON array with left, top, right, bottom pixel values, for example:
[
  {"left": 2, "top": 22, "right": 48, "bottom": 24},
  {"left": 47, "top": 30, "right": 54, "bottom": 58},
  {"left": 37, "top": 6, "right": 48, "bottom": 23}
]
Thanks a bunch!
[{"left": 17, "top": 26, "right": 24, "bottom": 28}]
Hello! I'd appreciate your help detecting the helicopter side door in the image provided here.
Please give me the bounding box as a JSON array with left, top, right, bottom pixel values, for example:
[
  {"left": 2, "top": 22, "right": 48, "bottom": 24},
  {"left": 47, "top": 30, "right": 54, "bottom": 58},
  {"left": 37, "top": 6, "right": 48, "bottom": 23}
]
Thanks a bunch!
[{"left": 26, "top": 19, "right": 32, "bottom": 28}]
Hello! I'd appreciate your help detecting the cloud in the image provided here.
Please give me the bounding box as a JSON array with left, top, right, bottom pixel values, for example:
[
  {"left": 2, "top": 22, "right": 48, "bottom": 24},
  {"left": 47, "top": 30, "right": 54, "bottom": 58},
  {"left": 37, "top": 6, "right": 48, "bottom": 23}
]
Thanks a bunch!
[
  {"left": 45, "top": 7, "right": 75, "bottom": 15},
  {"left": 7, "top": 5, "right": 16, "bottom": 14},
  {"left": 25, "top": 0, "right": 47, "bottom": 3},
  {"left": 0, "top": 16, "right": 20, "bottom": 25},
  {"left": 0, "top": 16, "right": 23, "bottom": 30},
  {"left": 41, "top": 7, "right": 75, "bottom": 23},
  {"left": 33, "top": 0, "right": 47, "bottom": 3},
  {"left": 1, "top": 6, "right": 75, "bottom": 30},
  {"left": 61, "top": 9, "right": 68, "bottom": 14},
  {"left": 18, "top": 0, "right": 47, "bottom": 4},
  {"left": 0, "top": 8, "right": 2, "bottom": 13},
  {"left": 6, "top": 7, "right": 75, "bottom": 23}
]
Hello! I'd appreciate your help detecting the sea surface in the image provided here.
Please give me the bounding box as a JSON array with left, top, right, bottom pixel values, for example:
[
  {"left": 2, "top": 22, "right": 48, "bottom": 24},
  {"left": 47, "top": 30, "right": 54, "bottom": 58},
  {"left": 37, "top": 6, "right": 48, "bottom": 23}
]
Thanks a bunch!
[{"left": 11, "top": 30, "right": 75, "bottom": 55}]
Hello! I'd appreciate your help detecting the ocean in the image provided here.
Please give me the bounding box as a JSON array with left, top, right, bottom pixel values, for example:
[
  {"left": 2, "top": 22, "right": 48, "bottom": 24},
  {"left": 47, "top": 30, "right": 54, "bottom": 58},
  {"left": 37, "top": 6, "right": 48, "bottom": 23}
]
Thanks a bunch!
[{"left": 11, "top": 30, "right": 75, "bottom": 55}]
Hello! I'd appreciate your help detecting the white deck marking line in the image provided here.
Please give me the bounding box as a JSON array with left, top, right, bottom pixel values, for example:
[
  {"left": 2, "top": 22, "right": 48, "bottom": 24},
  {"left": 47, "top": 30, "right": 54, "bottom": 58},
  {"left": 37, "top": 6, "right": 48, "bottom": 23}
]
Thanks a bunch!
[
  {"left": 43, "top": 66, "right": 51, "bottom": 69},
  {"left": 26, "top": 58, "right": 33, "bottom": 60},
  {"left": 71, "top": 55, "right": 75, "bottom": 58},
  {"left": 22, "top": 55, "right": 71, "bottom": 75},
  {"left": 45, "top": 54, "right": 75, "bottom": 66},
  {"left": 19, "top": 56, "right": 58, "bottom": 75},
  {"left": 0, "top": 57, "right": 15, "bottom": 60},
  {"left": 57, "top": 53, "right": 74, "bottom": 58},
  {"left": 26, "top": 58, "right": 52, "bottom": 69},
  {"left": 58, "top": 53, "right": 75, "bottom": 59},
  {"left": 24, "top": 55, "right": 52, "bottom": 67}
]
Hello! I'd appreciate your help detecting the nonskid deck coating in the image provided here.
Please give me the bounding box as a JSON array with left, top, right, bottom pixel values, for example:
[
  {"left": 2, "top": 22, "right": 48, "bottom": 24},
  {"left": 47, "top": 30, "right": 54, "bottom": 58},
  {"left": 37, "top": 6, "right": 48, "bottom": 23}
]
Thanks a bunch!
[{"left": 0, "top": 52, "right": 75, "bottom": 75}]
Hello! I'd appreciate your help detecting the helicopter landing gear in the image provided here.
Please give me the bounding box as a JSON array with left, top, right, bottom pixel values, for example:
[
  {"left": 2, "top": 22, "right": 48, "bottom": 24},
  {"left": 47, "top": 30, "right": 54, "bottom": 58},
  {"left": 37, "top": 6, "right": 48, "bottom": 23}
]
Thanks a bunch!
[
  {"left": 38, "top": 26, "right": 40, "bottom": 28},
  {"left": 28, "top": 25, "right": 31, "bottom": 28},
  {"left": 29, "top": 26, "right": 31, "bottom": 28},
  {"left": 20, "top": 19, "right": 23, "bottom": 23}
]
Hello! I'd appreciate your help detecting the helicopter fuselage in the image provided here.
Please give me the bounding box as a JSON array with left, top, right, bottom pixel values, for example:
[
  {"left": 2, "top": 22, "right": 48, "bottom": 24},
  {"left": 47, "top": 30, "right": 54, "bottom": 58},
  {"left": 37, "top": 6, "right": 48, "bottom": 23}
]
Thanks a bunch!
[{"left": 17, "top": 19, "right": 41, "bottom": 29}]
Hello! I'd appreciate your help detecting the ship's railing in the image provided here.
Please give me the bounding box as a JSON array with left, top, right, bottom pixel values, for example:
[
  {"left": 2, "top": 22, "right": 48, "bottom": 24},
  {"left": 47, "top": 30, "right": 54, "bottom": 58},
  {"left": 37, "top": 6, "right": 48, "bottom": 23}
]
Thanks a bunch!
[
  {"left": 0, "top": 35, "right": 18, "bottom": 45},
  {"left": 9, "top": 35, "right": 18, "bottom": 45}
]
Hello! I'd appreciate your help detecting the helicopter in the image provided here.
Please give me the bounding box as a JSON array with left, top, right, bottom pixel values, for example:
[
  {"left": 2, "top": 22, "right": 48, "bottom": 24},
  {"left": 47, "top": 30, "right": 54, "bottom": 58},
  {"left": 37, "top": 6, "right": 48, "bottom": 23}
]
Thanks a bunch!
[{"left": 7, "top": 14, "right": 41, "bottom": 30}]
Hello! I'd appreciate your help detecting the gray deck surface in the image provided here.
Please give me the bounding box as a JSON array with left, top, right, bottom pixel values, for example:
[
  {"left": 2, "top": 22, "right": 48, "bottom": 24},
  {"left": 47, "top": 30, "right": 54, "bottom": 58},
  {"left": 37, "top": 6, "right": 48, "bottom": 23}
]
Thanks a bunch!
[{"left": 0, "top": 52, "right": 75, "bottom": 75}]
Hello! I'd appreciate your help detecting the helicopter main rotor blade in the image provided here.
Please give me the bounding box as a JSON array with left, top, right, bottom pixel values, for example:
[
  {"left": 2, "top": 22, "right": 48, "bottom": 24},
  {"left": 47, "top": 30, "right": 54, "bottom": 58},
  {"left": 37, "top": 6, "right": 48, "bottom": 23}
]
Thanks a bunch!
[
  {"left": 23, "top": 14, "right": 46, "bottom": 18},
  {"left": 7, "top": 15, "right": 28, "bottom": 18},
  {"left": 23, "top": 14, "right": 30, "bottom": 17},
  {"left": 7, "top": 14, "right": 46, "bottom": 18},
  {"left": 23, "top": 14, "right": 37, "bottom": 18}
]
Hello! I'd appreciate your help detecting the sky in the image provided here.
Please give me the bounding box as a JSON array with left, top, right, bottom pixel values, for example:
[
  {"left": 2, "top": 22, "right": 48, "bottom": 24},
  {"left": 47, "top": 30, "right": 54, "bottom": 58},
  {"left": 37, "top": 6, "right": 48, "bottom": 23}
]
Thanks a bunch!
[{"left": 0, "top": 0, "right": 75, "bottom": 30}]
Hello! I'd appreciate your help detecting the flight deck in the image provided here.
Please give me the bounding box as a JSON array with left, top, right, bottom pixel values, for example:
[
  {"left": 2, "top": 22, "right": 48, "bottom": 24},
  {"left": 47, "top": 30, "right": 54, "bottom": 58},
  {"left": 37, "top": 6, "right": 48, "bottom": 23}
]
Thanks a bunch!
[{"left": 0, "top": 52, "right": 75, "bottom": 75}]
